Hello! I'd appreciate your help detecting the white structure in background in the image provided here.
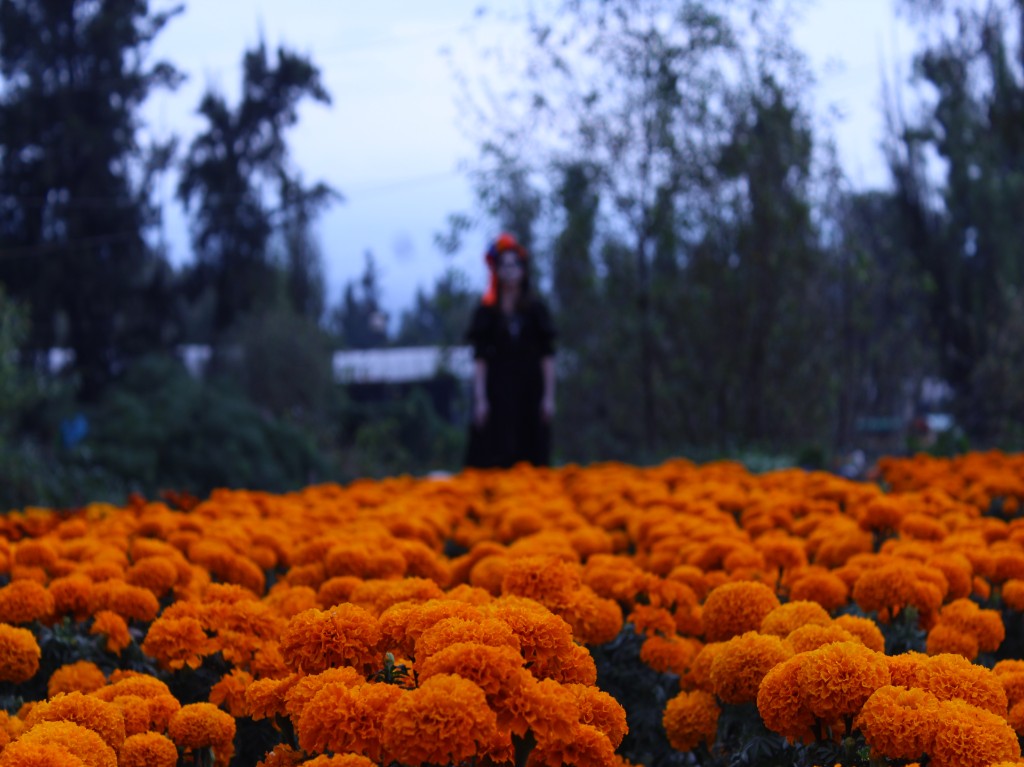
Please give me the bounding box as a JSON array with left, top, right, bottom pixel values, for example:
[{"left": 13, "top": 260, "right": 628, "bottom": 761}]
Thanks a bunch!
[{"left": 332, "top": 346, "right": 474, "bottom": 384}]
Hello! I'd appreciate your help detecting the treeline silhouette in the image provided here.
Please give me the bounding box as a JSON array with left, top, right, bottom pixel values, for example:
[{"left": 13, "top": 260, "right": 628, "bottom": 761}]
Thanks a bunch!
[{"left": 2, "top": 0, "right": 1022, "bottom": 507}]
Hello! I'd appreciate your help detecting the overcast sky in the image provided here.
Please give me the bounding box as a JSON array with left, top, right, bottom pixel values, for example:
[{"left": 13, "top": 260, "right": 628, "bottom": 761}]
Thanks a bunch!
[{"left": 143, "top": 0, "right": 921, "bottom": 319}]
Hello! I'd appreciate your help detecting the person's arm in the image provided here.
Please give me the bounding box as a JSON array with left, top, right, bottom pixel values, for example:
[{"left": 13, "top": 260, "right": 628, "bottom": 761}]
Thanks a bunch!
[
  {"left": 473, "top": 359, "right": 489, "bottom": 427},
  {"left": 541, "top": 355, "right": 555, "bottom": 422}
]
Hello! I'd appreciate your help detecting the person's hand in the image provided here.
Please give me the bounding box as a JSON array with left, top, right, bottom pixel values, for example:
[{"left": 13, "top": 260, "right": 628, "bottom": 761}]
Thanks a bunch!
[
  {"left": 474, "top": 397, "right": 490, "bottom": 427},
  {"left": 541, "top": 395, "right": 555, "bottom": 423}
]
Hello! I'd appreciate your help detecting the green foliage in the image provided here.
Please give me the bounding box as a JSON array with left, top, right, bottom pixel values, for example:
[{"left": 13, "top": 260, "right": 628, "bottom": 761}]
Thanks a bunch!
[{"left": 70, "top": 355, "right": 327, "bottom": 499}]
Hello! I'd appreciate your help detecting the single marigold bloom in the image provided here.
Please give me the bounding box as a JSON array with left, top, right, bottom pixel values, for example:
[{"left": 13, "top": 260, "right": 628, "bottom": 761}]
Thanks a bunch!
[
  {"left": 855, "top": 685, "right": 941, "bottom": 761},
  {"left": 797, "top": 641, "right": 890, "bottom": 721},
  {"left": 934, "top": 598, "right": 1005, "bottom": 653},
  {"left": 418, "top": 641, "right": 526, "bottom": 703},
  {"left": 757, "top": 655, "right": 816, "bottom": 743},
  {"left": 1004, "top": 579, "right": 1024, "bottom": 611},
  {"left": 48, "top": 574, "right": 94, "bottom": 621},
  {"left": 0, "top": 741, "right": 87, "bottom": 767},
  {"left": 786, "top": 623, "right": 860, "bottom": 653},
  {"left": 927, "top": 623, "right": 979, "bottom": 660},
  {"left": 528, "top": 722, "right": 619, "bottom": 767},
  {"left": 254, "top": 744, "right": 304, "bottom": 767},
  {"left": 701, "top": 581, "right": 780, "bottom": 642},
  {"left": 245, "top": 675, "right": 296, "bottom": 721},
  {"left": 16, "top": 720, "right": 117, "bottom": 767},
  {"left": 381, "top": 674, "right": 501, "bottom": 767},
  {"left": 628, "top": 605, "right": 677, "bottom": 637},
  {"left": 565, "top": 683, "right": 629, "bottom": 748},
  {"left": 265, "top": 584, "right": 319, "bottom": 617},
  {"left": 999, "top": 672, "right": 1024, "bottom": 708},
  {"left": 662, "top": 690, "right": 720, "bottom": 753},
  {"left": 0, "top": 622, "right": 40, "bottom": 682},
  {"left": 0, "top": 579, "right": 55, "bottom": 624},
  {"left": 281, "top": 605, "right": 382, "bottom": 674},
  {"left": 140, "top": 615, "right": 211, "bottom": 670},
  {"left": 833, "top": 614, "right": 886, "bottom": 653},
  {"left": 917, "top": 653, "right": 1008, "bottom": 717},
  {"left": 1008, "top": 699, "right": 1024, "bottom": 736},
  {"left": 88, "top": 581, "right": 159, "bottom": 623},
  {"left": 282, "top": 667, "right": 366, "bottom": 719},
  {"left": 209, "top": 668, "right": 254, "bottom": 718},
  {"left": 501, "top": 556, "right": 583, "bottom": 609},
  {"left": 930, "top": 697, "right": 1021, "bottom": 767},
  {"left": 48, "top": 660, "right": 106, "bottom": 697},
  {"left": 118, "top": 732, "right": 178, "bottom": 767},
  {"left": 709, "top": 631, "right": 793, "bottom": 705},
  {"left": 299, "top": 755, "right": 378, "bottom": 767},
  {"left": 559, "top": 588, "right": 623, "bottom": 645},
  {"left": 124, "top": 557, "right": 179, "bottom": 598},
  {"left": 485, "top": 597, "right": 577, "bottom": 675},
  {"left": 90, "top": 673, "right": 173, "bottom": 702},
  {"left": 90, "top": 610, "right": 131, "bottom": 654},
  {"left": 25, "top": 691, "right": 125, "bottom": 751},
  {"left": 639, "top": 635, "right": 701, "bottom": 675},
  {"left": 414, "top": 615, "right": 520, "bottom": 662},
  {"left": 759, "top": 601, "right": 831, "bottom": 637},
  {"left": 788, "top": 572, "right": 849, "bottom": 612},
  {"left": 887, "top": 651, "right": 929, "bottom": 687},
  {"left": 297, "top": 681, "right": 403, "bottom": 762},
  {"left": 168, "top": 703, "right": 236, "bottom": 767},
  {"left": 926, "top": 553, "right": 973, "bottom": 601}
]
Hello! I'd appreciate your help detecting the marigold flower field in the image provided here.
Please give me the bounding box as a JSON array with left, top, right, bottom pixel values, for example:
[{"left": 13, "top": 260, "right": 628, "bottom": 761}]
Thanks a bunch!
[{"left": 4, "top": 452, "right": 1024, "bottom": 766}]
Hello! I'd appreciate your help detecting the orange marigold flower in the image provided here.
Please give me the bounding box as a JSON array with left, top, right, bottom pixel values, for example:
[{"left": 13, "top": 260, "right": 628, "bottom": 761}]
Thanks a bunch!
[
  {"left": 297, "top": 681, "right": 403, "bottom": 762},
  {"left": 565, "top": 684, "right": 628, "bottom": 748},
  {"left": 140, "top": 615, "right": 211, "bottom": 670},
  {"left": 757, "top": 655, "right": 816, "bottom": 744},
  {"left": 1004, "top": 579, "right": 1024, "bottom": 611},
  {"left": 701, "top": 581, "right": 780, "bottom": 642},
  {"left": 0, "top": 579, "right": 54, "bottom": 624},
  {"left": 283, "top": 667, "right": 366, "bottom": 720},
  {"left": 788, "top": 572, "right": 849, "bottom": 613},
  {"left": 168, "top": 703, "right": 236, "bottom": 767},
  {"left": 926, "top": 553, "right": 973, "bottom": 601},
  {"left": 559, "top": 589, "right": 623, "bottom": 645},
  {"left": 930, "top": 697, "right": 1021, "bottom": 767},
  {"left": 759, "top": 601, "right": 831, "bottom": 637},
  {"left": 855, "top": 685, "right": 941, "bottom": 761},
  {"left": 48, "top": 574, "right": 94, "bottom": 621},
  {"left": 1009, "top": 699, "right": 1024, "bottom": 736},
  {"left": 927, "top": 623, "right": 979, "bottom": 660},
  {"left": 124, "top": 557, "right": 179, "bottom": 598},
  {"left": 298, "top": 756, "right": 378, "bottom": 767},
  {"left": 887, "top": 651, "right": 929, "bottom": 687},
  {"left": 280, "top": 605, "right": 381, "bottom": 674},
  {"left": 209, "top": 668, "right": 254, "bottom": 718},
  {"left": 709, "top": 631, "right": 792, "bottom": 705},
  {"left": 917, "top": 653, "right": 1008, "bottom": 716},
  {"left": 254, "top": 744, "right": 304, "bottom": 767},
  {"left": 501, "top": 555, "right": 582, "bottom": 609},
  {"left": 245, "top": 675, "right": 297, "bottom": 721},
  {"left": 88, "top": 581, "right": 159, "bottom": 623},
  {"left": 0, "top": 622, "right": 40, "bottom": 682},
  {"left": 786, "top": 623, "right": 860, "bottom": 653},
  {"left": 662, "top": 690, "right": 720, "bottom": 752},
  {"left": 413, "top": 616, "right": 520, "bottom": 663},
  {"left": 639, "top": 635, "right": 701, "bottom": 675},
  {"left": 999, "top": 672, "right": 1024, "bottom": 708},
  {"left": 16, "top": 720, "right": 117, "bottom": 767},
  {"left": 118, "top": 732, "right": 178, "bottom": 767},
  {"left": 797, "top": 641, "right": 890, "bottom": 721},
  {"left": 264, "top": 584, "right": 319, "bottom": 617},
  {"left": 48, "top": 660, "right": 106, "bottom": 697},
  {"left": 25, "top": 691, "right": 125, "bottom": 751},
  {"left": 628, "top": 605, "right": 677, "bottom": 637},
  {"left": 833, "top": 614, "right": 886, "bottom": 653},
  {"left": 90, "top": 610, "right": 131, "bottom": 654},
  {"left": 0, "top": 741, "right": 87, "bottom": 767},
  {"left": 485, "top": 597, "right": 577, "bottom": 677},
  {"left": 528, "top": 722, "right": 618, "bottom": 767},
  {"left": 934, "top": 598, "right": 1005, "bottom": 653},
  {"left": 381, "top": 674, "right": 501, "bottom": 767}
]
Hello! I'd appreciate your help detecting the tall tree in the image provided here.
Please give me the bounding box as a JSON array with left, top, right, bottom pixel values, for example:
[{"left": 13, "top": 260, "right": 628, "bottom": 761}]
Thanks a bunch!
[
  {"left": 0, "top": 0, "right": 183, "bottom": 398},
  {"left": 330, "top": 252, "right": 390, "bottom": 350},
  {"left": 178, "top": 39, "right": 333, "bottom": 335},
  {"left": 888, "top": 0, "right": 1024, "bottom": 435}
]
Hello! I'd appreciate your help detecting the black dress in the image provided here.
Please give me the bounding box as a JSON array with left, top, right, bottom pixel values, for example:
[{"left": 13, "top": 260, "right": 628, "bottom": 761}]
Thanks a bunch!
[{"left": 463, "top": 299, "right": 556, "bottom": 469}]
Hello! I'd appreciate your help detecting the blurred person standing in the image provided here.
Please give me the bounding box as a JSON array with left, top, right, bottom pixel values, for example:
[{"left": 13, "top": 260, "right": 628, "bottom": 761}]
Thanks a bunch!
[{"left": 464, "top": 233, "right": 556, "bottom": 468}]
